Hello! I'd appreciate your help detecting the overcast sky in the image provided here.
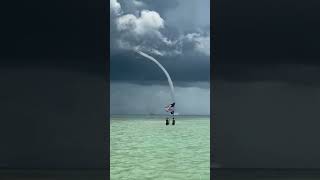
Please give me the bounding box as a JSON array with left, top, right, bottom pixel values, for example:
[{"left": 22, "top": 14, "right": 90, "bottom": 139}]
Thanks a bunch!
[
  {"left": 214, "top": 0, "right": 320, "bottom": 168},
  {"left": 110, "top": 0, "right": 210, "bottom": 115},
  {"left": 1, "top": 0, "right": 108, "bottom": 168}
]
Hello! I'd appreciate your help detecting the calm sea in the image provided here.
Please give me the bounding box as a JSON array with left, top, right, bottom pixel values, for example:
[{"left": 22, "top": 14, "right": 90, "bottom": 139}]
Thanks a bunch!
[{"left": 110, "top": 115, "right": 210, "bottom": 180}]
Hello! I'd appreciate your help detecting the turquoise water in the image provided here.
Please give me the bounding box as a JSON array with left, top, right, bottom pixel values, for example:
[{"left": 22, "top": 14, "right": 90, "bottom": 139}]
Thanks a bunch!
[{"left": 110, "top": 116, "right": 210, "bottom": 180}]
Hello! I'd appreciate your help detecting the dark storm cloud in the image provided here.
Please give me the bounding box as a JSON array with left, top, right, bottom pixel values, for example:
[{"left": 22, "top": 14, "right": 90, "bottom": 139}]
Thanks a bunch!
[
  {"left": 110, "top": 0, "right": 210, "bottom": 83},
  {"left": 110, "top": 51, "right": 210, "bottom": 83},
  {"left": 214, "top": 0, "right": 320, "bottom": 86},
  {"left": 1, "top": 3, "right": 106, "bottom": 73},
  {"left": 216, "top": 0, "right": 320, "bottom": 64},
  {"left": 1, "top": 0, "right": 107, "bottom": 168},
  {"left": 214, "top": 0, "right": 320, "bottom": 168}
]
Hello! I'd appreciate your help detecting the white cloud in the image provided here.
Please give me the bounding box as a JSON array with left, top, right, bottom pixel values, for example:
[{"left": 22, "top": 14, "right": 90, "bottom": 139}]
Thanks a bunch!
[
  {"left": 116, "top": 10, "right": 164, "bottom": 36},
  {"left": 115, "top": 9, "right": 180, "bottom": 55},
  {"left": 111, "top": 0, "right": 210, "bottom": 57},
  {"left": 194, "top": 35, "right": 210, "bottom": 56},
  {"left": 185, "top": 33, "right": 210, "bottom": 56},
  {"left": 110, "top": 0, "right": 122, "bottom": 15}
]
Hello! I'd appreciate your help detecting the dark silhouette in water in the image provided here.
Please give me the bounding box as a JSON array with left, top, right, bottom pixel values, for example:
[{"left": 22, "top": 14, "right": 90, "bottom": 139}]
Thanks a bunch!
[
  {"left": 172, "top": 118, "right": 175, "bottom": 125},
  {"left": 166, "top": 118, "right": 169, "bottom": 125}
]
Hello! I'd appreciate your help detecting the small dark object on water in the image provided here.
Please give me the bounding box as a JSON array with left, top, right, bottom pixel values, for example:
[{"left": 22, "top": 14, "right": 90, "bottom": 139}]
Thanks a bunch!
[
  {"left": 166, "top": 118, "right": 169, "bottom": 125},
  {"left": 172, "top": 118, "right": 175, "bottom": 125}
]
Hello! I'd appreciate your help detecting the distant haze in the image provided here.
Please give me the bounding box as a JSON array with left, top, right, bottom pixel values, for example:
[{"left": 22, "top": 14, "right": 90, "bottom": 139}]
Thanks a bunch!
[{"left": 111, "top": 82, "right": 209, "bottom": 115}]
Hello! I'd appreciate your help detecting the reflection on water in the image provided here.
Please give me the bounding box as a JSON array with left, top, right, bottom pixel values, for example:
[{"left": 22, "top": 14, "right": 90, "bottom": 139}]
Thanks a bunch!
[{"left": 110, "top": 116, "right": 210, "bottom": 180}]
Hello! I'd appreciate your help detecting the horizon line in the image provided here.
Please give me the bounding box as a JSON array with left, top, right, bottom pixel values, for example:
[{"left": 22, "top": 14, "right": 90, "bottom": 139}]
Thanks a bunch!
[{"left": 110, "top": 114, "right": 210, "bottom": 116}]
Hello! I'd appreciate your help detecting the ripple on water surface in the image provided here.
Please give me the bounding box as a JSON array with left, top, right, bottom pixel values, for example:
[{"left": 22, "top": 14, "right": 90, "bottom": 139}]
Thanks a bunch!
[{"left": 111, "top": 116, "right": 210, "bottom": 180}]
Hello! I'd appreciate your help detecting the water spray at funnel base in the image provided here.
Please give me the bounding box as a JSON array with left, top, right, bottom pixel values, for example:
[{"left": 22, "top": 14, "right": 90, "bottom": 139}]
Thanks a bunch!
[{"left": 135, "top": 50, "right": 176, "bottom": 125}]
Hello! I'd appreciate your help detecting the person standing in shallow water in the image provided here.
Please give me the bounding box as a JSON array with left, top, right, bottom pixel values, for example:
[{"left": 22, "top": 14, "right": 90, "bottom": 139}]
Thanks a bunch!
[
  {"left": 165, "top": 102, "right": 175, "bottom": 126},
  {"left": 165, "top": 117, "right": 175, "bottom": 125}
]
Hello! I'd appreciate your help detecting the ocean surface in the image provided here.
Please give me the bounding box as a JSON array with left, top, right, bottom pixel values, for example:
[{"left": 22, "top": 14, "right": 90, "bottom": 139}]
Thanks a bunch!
[{"left": 110, "top": 115, "right": 210, "bottom": 180}]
